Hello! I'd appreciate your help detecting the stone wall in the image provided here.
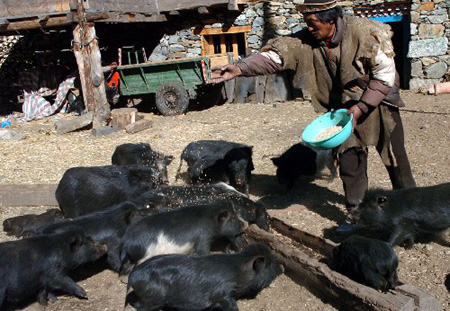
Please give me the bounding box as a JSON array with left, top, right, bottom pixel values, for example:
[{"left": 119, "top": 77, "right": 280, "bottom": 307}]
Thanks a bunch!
[
  {"left": 2, "top": 1, "right": 448, "bottom": 97},
  {"left": 148, "top": 2, "right": 303, "bottom": 61},
  {"left": 150, "top": 1, "right": 450, "bottom": 91},
  {"left": 408, "top": 0, "right": 450, "bottom": 90}
]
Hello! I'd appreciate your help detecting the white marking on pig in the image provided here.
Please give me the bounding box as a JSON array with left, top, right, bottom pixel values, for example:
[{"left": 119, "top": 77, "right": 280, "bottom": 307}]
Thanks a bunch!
[
  {"left": 138, "top": 232, "right": 194, "bottom": 264},
  {"left": 214, "top": 182, "right": 247, "bottom": 197}
]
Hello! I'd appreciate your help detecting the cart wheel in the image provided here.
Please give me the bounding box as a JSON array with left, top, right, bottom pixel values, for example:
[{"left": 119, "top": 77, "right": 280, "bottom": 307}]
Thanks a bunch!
[{"left": 155, "top": 83, "right": 190, "bottom": 116}]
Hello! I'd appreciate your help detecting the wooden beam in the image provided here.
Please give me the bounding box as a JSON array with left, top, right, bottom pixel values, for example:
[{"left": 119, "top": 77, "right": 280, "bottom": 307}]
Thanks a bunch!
[
  {"left": 157, "top": 0, "right": 233, "bottom": 12},
  {"left": 245, "top": 225, "right": 441, "bottom": 311},
  {"left": 0, "top": 184, "right": 58, "bottom": 207},
  {"left": 125, "top": 119, "right": 153, "bottom": 134},
  {"left": 98, "top": 12, "right": 167, "bottom": 23},
  {"left": 194, "top": 25, "right": 251, "bottom": 35},
  {"left": 270, "top": 217, "right": 337, "bottom": 258},
  {"left": 202, "top": 35, "right": 213, "bottom": 56},
  {"left": 220, "top": 34, "right": 226, "bottom": 54},
  {"left": 0, "top": 15, "right": 72, "bottom": 32},
  {"left": 55, "top": 111, "right": 94, "bottom": 134},
  {"left": 232, "top": 33, "right": 238, "bottom": 60},
  {"left": 0, "top": 12, "right": 110, "bottom": 33},
  {"left": 0, "top": 1, "right": 71, "bottom": 18}
]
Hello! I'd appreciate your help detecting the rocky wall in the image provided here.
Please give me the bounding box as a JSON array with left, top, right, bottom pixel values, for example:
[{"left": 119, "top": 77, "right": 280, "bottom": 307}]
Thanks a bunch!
[
  {"left": 151, "top": 1, "right": 449, "bottom": 91},
  {"left": 148, "top": 2, "right": 303, "bottom": 61},
  {"left": 408, "top": 0, "right": 449, "bottom": 90}
]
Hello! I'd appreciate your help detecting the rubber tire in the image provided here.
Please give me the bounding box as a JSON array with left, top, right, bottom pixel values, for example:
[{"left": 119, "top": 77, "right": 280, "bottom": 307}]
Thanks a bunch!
[{"left": 155, "top": 83, "right": 190, "bottom": 116}]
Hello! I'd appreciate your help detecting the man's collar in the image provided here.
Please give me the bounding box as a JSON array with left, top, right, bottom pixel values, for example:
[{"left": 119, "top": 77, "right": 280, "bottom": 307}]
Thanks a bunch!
[{"left": 328, "top": 16, "right": 344, "bottom": 48}]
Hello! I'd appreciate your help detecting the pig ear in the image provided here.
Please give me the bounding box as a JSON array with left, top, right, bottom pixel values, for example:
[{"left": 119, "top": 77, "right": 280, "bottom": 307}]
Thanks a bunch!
[
  {"left": 218, "top": 210, "right": 230, "bottom": 223},
  {"left": 271, "top": 157, "right": 280, "bottom": 166},
  {"left": 164, "top": 155, "right": 174, "bottom": 165},
  {"left": 252, "top": 256, "right": 266, "bottom": 271},
  {"left": 124, "top": 210, "right": 140, "bottom": 225},
  {"left": 69, "top": 236, "right": 83, "bottom": 253},
  {"left": 377, "top": 196, "right": 388, "bottom": 207}
]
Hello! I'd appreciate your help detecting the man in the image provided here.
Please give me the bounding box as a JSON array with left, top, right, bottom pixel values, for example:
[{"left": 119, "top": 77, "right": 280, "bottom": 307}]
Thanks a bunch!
[{"left": 212, "top": 0, "right": 416, "bottom": 234}]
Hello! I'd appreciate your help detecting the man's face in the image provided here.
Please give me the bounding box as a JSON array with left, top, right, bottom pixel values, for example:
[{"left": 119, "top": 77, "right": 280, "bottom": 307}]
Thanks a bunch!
[{"left": 304, "top": 13, "right": 335, "bottom": 41}]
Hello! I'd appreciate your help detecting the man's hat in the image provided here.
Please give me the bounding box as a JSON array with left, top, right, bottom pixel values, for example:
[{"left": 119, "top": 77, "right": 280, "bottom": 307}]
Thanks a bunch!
[{"left": 294, "top": 0, "right": 338, "bottom": 13}]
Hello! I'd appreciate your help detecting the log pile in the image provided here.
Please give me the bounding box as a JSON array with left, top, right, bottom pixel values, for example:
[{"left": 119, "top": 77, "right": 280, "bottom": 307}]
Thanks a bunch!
[{"left": 0, "top": 36, "right": 21, "bottom": 67}]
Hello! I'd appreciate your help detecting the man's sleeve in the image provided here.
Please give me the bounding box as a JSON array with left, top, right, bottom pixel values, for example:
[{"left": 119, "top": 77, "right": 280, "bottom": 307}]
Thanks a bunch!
[
  {"left": 235, "top": 52, "right": 283, "bottom": 76},
  {"left": 357, "top": 48, "right": 396, "bottom": 113}
]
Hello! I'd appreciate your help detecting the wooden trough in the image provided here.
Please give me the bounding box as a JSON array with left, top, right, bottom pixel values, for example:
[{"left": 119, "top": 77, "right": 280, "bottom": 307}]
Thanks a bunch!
[
  {"left": 246, "top": 219, "right": 442, "bottom": 311},
  {"left": 0, "top": 185, "right": 443, "bottom": 310}
]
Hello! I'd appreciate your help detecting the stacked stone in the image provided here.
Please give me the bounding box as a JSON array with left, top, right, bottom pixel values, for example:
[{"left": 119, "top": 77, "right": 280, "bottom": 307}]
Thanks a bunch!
[
  {"left": 148, "top": 1, "right": 303, "bottom": 61},
  {"left": 243, "top": 1, "right": 302, "bottom": 54},
  {"left": 408, "top": 0, "right": 449, "bottom": 90}
]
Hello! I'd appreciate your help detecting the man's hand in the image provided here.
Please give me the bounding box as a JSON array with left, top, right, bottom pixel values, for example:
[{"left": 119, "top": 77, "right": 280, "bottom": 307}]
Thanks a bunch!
[
  {"left": 347, "top": 105, "right": 363, "bottom": 131},
  {"left": 211, "top": 64, "right": 242, "bottom": 84}
]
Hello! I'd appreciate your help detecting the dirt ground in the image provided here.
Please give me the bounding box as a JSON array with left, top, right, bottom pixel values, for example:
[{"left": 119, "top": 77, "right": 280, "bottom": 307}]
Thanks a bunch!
[{"left": 0, "top": 90, "right": 449, "bottom": 311}]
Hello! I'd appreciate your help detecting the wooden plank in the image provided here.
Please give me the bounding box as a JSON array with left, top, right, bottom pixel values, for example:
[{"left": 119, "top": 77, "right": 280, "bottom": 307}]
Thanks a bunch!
[
  {"left": 84, "top": 0, "right": 159, "bottom": 14},
  {"left": 125, "top": 119, "right": 153, "bottom": 134},
  {"left": 246, "top": 225, "right": 416, "bottom": 311},
  {"left": 220, "top": 34, "right": 226, "bottom": 54},
  {"left": 98, "top": 12, "right": 167, "bottom": 23},
  {"left": 270, "top": 216, "right": 337, "bottom": 258},
  {"left": 232, "top": 33, "right": 238, "bottom": 60},
  {"left": 194, "top": 25, "right": 251, "bottom": 35},
  {"left": 55, "top": 111, "right": 94, "bottom": 134},
  {"left": 0, "top": 15, "right": 72, "bottom": 32},
  {"left": 157, "top": 0, "right": 231, "bottom": 12},
  {"left": 203, "top": 35, "right": 213, "bottom": 56},
  {"left": 0, "top": 12, "right": 110, "bottom": 33},
  {"left": 0, "top": 184, "right": 58, "bottom": 207},
  {"left": 0, "top": 0, "right": 70, "bottom": 18}
]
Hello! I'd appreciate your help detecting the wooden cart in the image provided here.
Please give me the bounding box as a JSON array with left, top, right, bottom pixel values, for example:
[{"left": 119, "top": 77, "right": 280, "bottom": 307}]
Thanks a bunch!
[{"left": 111, "top": 48, "right": 233, "bottom": 116}]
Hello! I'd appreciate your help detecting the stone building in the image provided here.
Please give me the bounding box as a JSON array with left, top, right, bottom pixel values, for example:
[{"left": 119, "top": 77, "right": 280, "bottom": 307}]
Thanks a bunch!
[
  {"left": 143, "top": 0, "right": 450, "bottom": 95},
  {"left": 0, "top": 0, "right": 449, "bottom": 112}
]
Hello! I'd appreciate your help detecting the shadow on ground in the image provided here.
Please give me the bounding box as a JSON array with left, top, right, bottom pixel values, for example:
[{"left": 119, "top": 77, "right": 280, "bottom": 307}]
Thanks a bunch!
[{"left": 251, "top": 174, "right": 346, "bottom": 226}]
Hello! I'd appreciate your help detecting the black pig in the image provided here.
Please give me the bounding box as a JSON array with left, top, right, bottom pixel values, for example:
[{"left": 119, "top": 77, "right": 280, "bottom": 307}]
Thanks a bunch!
[
  {"left": 331, "top": 235, "right": 398, "bottom": 291},
  {"left": 271, "top": 142, "right": 336, "bottom": 190},
  {"left": 150, "top": 182, "right": 270, "bottom": 230},
  {"left": 0, "top": 226, "right": 107, "bottom": 308},
  {"left": 119, "top": 202, "right": 247, "bottom": 275},
  {"left": 177, "top": 140, "right": 254, "bottom": 195},
  {"left": 125, "top": 243, "right": 284, "bottom": 311},
  {"left": 2, "top": 208, "right": 64, "bottom": 238},
  {"left": 55, "top": 164, "right": 164, "bottom": 218},
  {"left": 351, "top": 183, "right": 450, "bottom": 248},
  {"left": 32, "top": 202, "right": 145, "bottom": 272},
  {"left": 112, "top": 143, "right": 174, "bottom": 185}
]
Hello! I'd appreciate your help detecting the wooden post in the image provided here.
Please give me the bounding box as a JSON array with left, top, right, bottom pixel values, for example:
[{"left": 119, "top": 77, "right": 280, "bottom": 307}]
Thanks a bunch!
[{"left": 72, "top": 0, "right": 110, "bottom": 129}]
